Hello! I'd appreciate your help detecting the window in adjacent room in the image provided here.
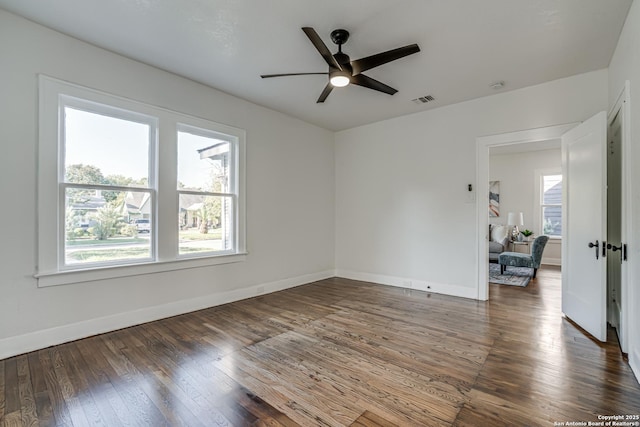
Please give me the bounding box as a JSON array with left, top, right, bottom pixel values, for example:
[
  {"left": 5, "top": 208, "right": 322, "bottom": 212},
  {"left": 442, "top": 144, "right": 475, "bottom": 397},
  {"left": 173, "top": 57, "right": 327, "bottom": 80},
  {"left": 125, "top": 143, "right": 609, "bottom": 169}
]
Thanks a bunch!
[{"left": 540, "top": 173, "right": 562, "bottom": 237}]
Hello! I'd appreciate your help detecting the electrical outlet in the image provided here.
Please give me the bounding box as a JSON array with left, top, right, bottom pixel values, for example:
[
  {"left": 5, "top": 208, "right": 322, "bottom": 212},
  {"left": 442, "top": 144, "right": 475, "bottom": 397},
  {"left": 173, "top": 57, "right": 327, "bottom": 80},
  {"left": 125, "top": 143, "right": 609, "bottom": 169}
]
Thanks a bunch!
[
  {"left": 256, "top": 286, "right": 265, "bottom": 295},
  {"left": 402, "top": 280, "right": 412, "bottom": 288}
]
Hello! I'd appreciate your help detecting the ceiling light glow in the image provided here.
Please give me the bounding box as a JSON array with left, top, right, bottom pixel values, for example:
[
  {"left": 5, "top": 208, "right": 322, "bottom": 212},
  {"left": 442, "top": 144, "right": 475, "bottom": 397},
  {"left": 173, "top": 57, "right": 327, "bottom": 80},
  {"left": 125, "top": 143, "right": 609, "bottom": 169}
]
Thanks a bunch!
[{"left": 330, "top": 70, "right": 351, "bottom": 87}]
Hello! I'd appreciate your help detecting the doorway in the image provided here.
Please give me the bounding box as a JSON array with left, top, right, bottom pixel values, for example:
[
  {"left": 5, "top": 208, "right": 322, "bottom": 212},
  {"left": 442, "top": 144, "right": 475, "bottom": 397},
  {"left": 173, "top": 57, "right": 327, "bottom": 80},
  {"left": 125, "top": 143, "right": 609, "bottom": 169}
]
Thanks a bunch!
[
  {"left": 476, "top": 123, "right": 577, "bottom": 301},
  {"left": 476, "top": 96, "right": 630, "bottom": 352}
]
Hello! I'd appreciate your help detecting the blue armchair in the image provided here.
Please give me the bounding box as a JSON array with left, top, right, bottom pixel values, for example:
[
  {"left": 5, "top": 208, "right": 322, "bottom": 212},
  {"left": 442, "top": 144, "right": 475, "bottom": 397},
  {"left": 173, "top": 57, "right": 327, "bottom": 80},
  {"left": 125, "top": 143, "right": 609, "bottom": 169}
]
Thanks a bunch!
[{"left": 498, "top": 235, "right": 549, "bottom": 278}]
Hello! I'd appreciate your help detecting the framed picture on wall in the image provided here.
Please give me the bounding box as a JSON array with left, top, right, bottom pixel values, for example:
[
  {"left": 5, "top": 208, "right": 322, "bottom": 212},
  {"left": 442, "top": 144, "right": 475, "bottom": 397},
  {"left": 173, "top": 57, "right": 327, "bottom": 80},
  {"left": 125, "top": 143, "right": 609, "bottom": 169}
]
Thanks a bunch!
[{"left": 489, "top": 181, "right": 500, "bottom": 217}]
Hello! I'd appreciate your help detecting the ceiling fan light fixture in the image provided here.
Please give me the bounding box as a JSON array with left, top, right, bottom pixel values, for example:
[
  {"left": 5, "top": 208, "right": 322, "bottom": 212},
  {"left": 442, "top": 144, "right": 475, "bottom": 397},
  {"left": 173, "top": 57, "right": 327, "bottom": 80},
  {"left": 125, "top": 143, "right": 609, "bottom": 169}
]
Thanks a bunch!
[
  {"left": 330, "top": 70, "right": 350, "bottom": 87},
  {"left": 261, "top": 27, "right": 420, "bottom": 102}
]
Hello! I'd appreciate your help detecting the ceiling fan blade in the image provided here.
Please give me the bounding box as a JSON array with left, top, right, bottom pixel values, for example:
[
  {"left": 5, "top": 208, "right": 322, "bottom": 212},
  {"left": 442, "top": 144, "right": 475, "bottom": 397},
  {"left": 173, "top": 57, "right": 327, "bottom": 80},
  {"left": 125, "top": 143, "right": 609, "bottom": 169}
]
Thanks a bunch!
[
  {"left": 302, "top": 27, "right": 342, "bottom": 71},
  {"left": 351, "top": 44, "right": 420, "bottom": 75},
  {"left": 261, "top": 72, "right": 328, "bottom": 78},
  {"left": 351, "top": 74, "right": 397, "bottom": 95},
  {"left": 316, "top": 83, "right": 334, "bottom": 103}
]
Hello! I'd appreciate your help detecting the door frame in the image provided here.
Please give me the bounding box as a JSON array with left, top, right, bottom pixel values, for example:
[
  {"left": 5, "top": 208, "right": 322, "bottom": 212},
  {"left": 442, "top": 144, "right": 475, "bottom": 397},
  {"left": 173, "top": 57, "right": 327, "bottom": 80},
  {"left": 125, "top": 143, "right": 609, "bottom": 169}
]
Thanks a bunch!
[
  {"left": 475, "top": 123, "right": 578, "bottom": 300},
  {"left": 608, "top": 81, "right": 631, "bottom": 353}
]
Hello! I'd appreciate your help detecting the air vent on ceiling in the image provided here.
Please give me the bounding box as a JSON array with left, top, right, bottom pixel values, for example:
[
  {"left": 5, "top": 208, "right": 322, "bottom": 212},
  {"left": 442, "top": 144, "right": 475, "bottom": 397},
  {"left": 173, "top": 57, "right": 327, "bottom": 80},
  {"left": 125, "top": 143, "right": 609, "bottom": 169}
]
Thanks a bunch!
[{"left": 411, "top": 95, "right": 435, "bottom": 104}]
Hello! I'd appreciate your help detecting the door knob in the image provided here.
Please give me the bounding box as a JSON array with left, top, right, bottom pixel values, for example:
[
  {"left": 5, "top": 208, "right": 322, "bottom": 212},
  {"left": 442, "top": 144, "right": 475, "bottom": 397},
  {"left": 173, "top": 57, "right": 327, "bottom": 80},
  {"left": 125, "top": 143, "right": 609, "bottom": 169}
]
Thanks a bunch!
[
  {"left": 607, "top": 243, "right": 625, "bottom": 264},
  {"left": 607, "top": 243, "right": 622, "bottom": 252},
  {"left": 588, "top": 240, "right": 599, "bottom": 259}
]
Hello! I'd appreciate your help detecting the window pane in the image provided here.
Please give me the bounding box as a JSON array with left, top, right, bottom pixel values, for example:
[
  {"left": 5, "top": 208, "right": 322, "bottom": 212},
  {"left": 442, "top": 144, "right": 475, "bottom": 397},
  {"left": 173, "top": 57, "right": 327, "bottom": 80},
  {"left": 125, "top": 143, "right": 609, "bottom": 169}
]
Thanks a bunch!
[
  {"left": 64, "top": 107, "right": 150, "bottom": 187},
  {"left": 179, "top": 194, "right": 233, "bottom": 255},
  {"left": 65, "top": 187, "right": 152, "bottom": 265},
  {"left": 542, "top": 175, "right": 562, "bottom": 205},
  {"left": 542, "top": 206, "right": 562, "bottom": 236},
  {"left": 177, "top": 130, "right": 230, "bottom": 192}
]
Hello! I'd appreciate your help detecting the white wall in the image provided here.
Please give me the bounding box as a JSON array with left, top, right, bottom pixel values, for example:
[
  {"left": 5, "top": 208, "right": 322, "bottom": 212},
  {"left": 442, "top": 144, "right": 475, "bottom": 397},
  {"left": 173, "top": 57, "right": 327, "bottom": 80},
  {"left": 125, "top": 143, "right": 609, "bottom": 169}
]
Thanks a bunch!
[
  {"left": 608, "top": 0, "right": 640, "bottom": 382},
  {"left": 0, "top": 10, "right": 335, "bottom": 358},
  {"left": 335, "top": 69, "right": 608, "bottom": 298},
  {"left": 489, "top": 148, "right": 562, "bottom": 265}
]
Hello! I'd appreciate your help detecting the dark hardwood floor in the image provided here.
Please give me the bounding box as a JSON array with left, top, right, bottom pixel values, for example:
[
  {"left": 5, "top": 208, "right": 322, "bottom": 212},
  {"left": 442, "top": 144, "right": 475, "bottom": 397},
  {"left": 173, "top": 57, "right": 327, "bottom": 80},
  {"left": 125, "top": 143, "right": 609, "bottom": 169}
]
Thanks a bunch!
[{"left": 1, "top": 266, "right": 639, "bottom": 426}]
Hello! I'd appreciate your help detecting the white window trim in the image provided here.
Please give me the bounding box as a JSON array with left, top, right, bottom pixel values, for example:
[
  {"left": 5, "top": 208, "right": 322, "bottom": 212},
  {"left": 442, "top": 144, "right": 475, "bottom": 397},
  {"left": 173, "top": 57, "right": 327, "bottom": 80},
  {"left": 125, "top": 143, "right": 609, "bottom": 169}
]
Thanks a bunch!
[
  {"left": 58, "top": 95, "right": 159, "bottom": 270},
  {"left": 37, "top": 75, "right": 246, "bottom": 287},
  {"left": 534, "top": 167, "right": 562, "bottom": 240},
  {"left": 175, "top": 122, "right": 239, "bottom": 259}
]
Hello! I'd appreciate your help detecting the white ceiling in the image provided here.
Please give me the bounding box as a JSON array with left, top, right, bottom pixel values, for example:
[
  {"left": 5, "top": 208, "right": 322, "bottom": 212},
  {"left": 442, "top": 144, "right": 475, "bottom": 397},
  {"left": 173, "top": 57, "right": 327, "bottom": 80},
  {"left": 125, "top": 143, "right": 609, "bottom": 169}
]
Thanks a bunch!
[{"left": 0, "top": 0, "right": 632, "bottom": 131}]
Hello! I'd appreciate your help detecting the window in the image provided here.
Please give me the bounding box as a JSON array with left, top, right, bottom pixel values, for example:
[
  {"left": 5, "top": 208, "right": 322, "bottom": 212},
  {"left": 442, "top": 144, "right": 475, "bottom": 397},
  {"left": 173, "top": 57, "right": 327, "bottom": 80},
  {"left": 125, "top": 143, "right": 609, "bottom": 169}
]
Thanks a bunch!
[
  {"left": 540, "top": 174, "right": 562, "bottom": 237},
  {"left": 177, "top": 125, "right": 236, "bottom": 256},
  {"left": 38, "top": 76, "right": 245, "bottom": 286},
  {"left": 62, "top": 99, "right": 156, "bottom": 267}
]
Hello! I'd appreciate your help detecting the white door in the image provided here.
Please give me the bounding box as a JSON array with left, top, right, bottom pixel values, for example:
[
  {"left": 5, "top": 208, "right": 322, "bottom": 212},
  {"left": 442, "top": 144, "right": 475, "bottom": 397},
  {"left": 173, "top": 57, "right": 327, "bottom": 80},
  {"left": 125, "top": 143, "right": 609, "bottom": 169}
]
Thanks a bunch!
[
  {"left": 561, "top": 111, "right": 607, "bottom": 342},
  {"left": 607, "top": 110, "right": 622, "bottom": 334}
]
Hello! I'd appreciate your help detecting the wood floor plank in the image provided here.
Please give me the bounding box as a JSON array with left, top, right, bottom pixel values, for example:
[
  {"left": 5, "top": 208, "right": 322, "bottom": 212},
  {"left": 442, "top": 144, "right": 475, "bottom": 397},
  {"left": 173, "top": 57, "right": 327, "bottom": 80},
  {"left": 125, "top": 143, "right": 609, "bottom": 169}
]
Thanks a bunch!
[
  {"left": 77, "top": 335, "right": 182, "bottom": 427},
  {"left": 27, "top": 352, "right": 54, "bottom": 426},
  {"left": 350, "top": 410, "right": 397, "bottom": 427},
  {"left": 0, "top": 359, "right": 5, "bottom": 422},
  {"left": 48, "top": 347, "right": 91, "bottom": 427},
  {"left": 37, "top": 348, "right": 73, "bottom": 426},
  {"left": 3, "top": 358, "right": 19, "bottom": 419},
  {"left": 98, "top": 332, "right": 173, "bottom": 426},
  {"left": 16, "top": 355, "right": 38, "bottom": 427},
  {"left": 1, "top": 266, "right": 639, "bottom": 426}
]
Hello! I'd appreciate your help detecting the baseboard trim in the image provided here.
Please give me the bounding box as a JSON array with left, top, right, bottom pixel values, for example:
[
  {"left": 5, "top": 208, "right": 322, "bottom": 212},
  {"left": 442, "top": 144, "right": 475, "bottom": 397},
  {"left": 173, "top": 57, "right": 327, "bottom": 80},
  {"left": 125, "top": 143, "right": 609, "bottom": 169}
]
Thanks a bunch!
[
  {"left": 335, "top": 269, "right": 477, "bottom": 300},
  {"left": 0, "top": 270, "right": 334, "bottom": 360},
  {"left": 631, "top": 347, "right": 640, "bottom": 385},
  {"left": 542, "top": 257, "right": 561, "bottom": 266}
]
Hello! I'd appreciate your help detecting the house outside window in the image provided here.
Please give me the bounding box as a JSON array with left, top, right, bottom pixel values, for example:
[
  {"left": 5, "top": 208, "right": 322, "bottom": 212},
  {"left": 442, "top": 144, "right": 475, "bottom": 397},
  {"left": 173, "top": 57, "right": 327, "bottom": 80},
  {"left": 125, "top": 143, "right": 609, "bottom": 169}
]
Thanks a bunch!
[
  {"left": 177, "top": 124, "right": 237, "bottom": 256},
  {"left": 540, "top": 173, "right": 562, "bottom": 237},
  {"left": 37, "top": 76, "right": 245, "bottom": 286},
  {"left": 62, "top": 100, "right": 156, "bottom": 267}
]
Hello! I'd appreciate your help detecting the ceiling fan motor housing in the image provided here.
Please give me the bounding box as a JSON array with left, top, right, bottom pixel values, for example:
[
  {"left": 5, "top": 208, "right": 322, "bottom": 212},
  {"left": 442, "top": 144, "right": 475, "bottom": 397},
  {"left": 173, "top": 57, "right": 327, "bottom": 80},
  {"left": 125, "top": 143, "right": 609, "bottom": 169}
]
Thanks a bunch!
[
  {"left": 330, "top": 29, "right": 350, "bottom": 46},
  {"left": 333, "top": 52, "right": 352, "bottom": 72}
]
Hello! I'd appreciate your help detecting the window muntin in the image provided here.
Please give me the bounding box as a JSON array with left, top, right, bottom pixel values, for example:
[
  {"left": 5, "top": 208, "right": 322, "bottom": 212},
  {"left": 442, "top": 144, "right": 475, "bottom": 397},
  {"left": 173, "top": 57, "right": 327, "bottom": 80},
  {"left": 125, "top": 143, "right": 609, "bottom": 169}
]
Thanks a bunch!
[{"left": 541, "top": 174, "right": 562, "bottom": 237}]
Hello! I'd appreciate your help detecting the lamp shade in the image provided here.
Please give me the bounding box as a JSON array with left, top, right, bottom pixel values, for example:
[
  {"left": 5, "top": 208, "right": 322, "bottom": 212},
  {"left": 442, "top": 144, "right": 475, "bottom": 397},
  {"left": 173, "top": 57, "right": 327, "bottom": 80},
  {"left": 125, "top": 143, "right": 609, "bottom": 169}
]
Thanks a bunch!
[{"left": 507, "top": 212, "right": 524, "bottom": 226}]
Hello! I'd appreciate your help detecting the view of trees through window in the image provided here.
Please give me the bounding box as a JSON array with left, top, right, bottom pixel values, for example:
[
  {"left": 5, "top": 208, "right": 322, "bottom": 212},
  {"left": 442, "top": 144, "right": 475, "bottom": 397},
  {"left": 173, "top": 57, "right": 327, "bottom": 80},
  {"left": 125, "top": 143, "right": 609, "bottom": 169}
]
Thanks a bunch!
[
  {"left": 62, "top": 105, "right": 235, "bottom": 267},
  {"left": 38, "top": 77, "right": 244, "bottom": 277},
  {"left": 63, "top": 106, "right": 153, "bottom": 265},
  {"left": 177, "top": 128, "right": 233, "bottom": 255}
]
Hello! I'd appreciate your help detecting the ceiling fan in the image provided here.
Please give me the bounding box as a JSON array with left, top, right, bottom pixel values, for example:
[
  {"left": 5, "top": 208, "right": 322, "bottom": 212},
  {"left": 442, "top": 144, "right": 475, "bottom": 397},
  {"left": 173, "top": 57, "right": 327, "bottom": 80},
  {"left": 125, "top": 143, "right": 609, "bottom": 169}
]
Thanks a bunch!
[{"left": 261, "top": 27, "right": 420, "bottom": 103}]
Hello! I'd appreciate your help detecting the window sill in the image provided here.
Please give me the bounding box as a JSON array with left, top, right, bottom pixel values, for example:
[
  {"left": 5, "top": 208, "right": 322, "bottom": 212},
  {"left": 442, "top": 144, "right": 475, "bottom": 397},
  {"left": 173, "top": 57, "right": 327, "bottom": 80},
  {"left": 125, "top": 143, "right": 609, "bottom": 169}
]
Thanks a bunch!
[{"left": 35, "top": 252, "right": 247, "bottom": 288}]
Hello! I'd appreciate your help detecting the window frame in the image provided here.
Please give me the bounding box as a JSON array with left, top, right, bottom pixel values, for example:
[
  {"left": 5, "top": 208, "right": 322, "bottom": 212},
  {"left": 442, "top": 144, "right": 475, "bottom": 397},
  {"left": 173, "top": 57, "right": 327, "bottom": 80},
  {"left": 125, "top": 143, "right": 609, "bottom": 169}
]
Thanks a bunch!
[
  {"left": 534, "top": 168, "right": 563, "bottom": 240},
  {"left": 59, "top": 96, "right": 158, "bottom": 269},
  {"left": 37, "top": 75, "right": 246, "bottom": 287},
  {"left": 176, "top": 122, "right": 239, "bottom": 258}
]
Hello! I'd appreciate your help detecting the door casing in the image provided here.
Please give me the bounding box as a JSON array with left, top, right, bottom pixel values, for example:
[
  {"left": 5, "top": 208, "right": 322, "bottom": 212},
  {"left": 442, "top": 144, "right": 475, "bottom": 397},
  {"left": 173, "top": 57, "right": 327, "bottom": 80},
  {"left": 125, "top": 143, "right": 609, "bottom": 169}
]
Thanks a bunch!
[{"left": 476, "top": 123, "right": 577, "bottom": 301}]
